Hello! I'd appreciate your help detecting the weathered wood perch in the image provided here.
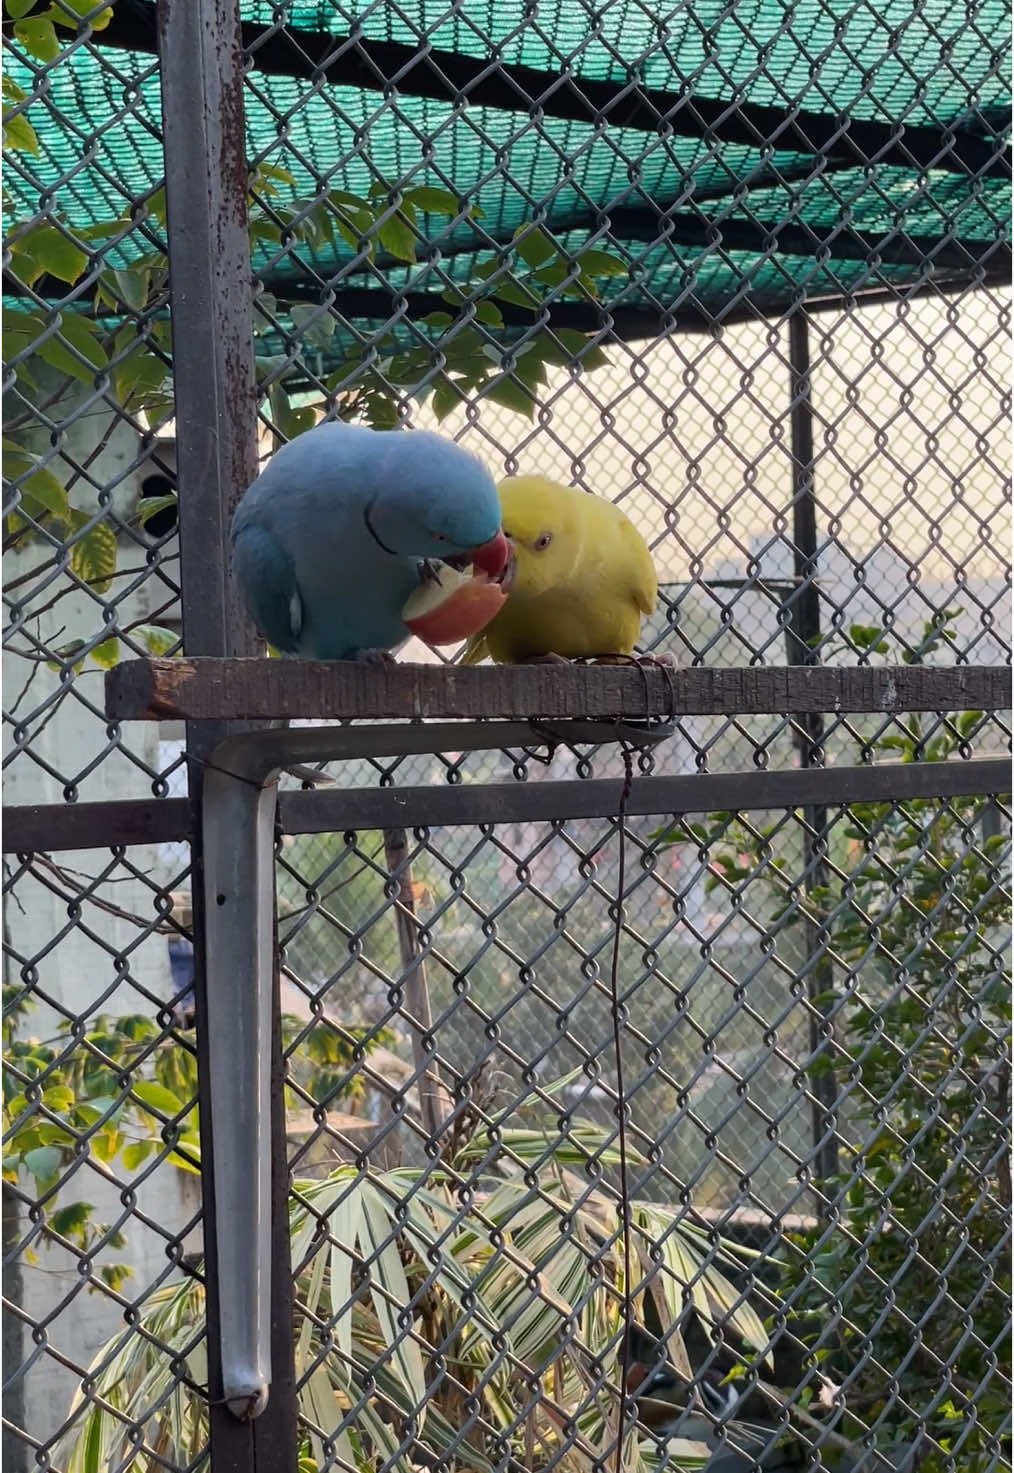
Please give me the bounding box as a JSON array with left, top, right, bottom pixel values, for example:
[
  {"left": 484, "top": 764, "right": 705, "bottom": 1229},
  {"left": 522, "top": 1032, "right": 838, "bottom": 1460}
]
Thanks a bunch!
[{"left": 105, "top": 658, "right": 1012, "bottom": 723}]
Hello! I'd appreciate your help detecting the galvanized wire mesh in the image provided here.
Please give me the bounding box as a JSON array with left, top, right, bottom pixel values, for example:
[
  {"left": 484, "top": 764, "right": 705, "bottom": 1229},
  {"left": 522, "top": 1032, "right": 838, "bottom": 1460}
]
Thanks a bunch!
[
  {"left": 3, "top": 0, "right": 1011, "bottom": 1470},
  {"left": 273, "top": 788, "right": 1011, "bottom": 1473}
]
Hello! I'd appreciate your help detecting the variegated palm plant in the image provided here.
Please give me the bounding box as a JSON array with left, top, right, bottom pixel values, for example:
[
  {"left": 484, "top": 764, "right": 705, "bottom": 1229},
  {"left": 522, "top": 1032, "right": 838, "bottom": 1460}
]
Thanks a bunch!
[{"left": 57, "top": 1119, "right": 779, "bottom": 1473}]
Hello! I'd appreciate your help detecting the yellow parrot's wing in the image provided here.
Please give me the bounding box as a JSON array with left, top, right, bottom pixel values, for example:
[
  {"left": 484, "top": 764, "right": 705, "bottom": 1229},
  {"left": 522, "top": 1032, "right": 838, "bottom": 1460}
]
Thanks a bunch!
[{"left": 615, "top": 511, "right": 658, "bottom": 616}]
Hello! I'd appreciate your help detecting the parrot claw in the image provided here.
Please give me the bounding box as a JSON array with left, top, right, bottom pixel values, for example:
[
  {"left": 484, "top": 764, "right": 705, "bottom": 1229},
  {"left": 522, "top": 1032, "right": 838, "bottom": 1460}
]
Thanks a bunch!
[
  {"left": 519, "top": 652, "right": 572, "bottom": 665},
  {"left": 590, "top": 652, "right": 677, "bottom": 669},
  {"left": 357, "top": 648, "right": 398, "bottom": 668}
]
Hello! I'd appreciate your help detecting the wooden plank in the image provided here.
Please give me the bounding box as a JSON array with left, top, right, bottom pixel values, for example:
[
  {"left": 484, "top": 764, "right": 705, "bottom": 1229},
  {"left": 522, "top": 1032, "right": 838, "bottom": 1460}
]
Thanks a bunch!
[{"left": 106, "top": 658, "right": 1013, "bottom": 723}]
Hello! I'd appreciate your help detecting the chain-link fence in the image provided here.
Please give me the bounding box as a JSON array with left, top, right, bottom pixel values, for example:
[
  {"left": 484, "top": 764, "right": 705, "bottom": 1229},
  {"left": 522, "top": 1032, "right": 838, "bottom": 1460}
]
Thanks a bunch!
[{"left": 3, "top": 1, "right": 1011, "bottom": 1471}]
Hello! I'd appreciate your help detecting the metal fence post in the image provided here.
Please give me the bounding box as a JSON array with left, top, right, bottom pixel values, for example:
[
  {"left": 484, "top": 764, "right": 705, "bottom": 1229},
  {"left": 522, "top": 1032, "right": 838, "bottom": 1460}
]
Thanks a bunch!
[
  {"left": 787, "top": 311, "right": 840, "bottom": 1197},
  {"left": 156, "top": 0, "right": 297, "bottom": 1463}
]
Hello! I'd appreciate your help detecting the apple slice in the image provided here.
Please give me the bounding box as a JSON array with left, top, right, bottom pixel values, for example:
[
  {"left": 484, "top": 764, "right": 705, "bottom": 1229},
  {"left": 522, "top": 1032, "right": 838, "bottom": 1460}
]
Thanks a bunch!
[{"left": 403, "top": 563, "right": 507, "bottom": 646}]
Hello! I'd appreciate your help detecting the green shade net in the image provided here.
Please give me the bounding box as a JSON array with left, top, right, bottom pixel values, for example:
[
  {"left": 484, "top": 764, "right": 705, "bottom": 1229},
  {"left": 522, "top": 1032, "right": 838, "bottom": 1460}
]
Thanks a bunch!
[{"left": 4, "top": 0, "right": 1010, "bottom": 361}]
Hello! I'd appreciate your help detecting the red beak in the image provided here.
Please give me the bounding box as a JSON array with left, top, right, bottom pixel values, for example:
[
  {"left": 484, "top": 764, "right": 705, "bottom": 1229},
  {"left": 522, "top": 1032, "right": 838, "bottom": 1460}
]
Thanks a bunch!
[{"left": 471, "top": 529, "right": 510, "bottom": 580}]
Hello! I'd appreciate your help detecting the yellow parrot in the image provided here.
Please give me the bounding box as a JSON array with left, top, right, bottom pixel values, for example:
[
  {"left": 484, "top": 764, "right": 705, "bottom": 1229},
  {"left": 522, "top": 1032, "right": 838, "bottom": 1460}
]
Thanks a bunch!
[{"left": 460, "top": 474, "right": 658, "bottom": 664}]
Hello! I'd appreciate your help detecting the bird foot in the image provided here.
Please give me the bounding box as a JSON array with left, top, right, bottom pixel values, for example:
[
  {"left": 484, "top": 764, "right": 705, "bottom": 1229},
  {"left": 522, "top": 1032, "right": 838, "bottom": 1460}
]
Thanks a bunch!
[
  {"left": 590, "top": 652, "right": 677, "bottom": 669},
  {"left": 355, "top": 648, "right": 398, "bottom": 668},
  {"left": 518, "top": 652, "right": 572, "bottom": 665}
]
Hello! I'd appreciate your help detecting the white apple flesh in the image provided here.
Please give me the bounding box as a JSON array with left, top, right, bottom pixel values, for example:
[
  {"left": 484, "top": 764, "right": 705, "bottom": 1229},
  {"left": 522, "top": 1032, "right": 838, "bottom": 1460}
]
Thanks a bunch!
[{"left": 402, "top": 562, "right": 507, "bottom": 646}]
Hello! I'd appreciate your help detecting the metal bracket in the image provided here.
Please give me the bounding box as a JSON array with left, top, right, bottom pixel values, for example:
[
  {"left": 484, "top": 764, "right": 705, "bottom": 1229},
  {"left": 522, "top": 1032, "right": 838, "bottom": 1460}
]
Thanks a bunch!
[{"left": 201, "top": 717, "right": 672, "bottom": 1415}]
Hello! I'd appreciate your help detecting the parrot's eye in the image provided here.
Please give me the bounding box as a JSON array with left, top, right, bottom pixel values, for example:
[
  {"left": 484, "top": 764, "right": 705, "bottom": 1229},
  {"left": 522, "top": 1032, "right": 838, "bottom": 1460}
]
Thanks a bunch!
[
  {"left": 428, "top": 532, "right": 448, "bottom": 542},
  {"left": 534, "top": 532, "right": 553, "bottom": 550}
]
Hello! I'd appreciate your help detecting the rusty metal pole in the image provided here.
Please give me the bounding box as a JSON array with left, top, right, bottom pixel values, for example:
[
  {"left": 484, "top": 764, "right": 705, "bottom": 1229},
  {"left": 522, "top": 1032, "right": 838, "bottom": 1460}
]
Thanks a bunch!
[{"left": 156, "top": 0, "right": 297, "bottom": 1464}]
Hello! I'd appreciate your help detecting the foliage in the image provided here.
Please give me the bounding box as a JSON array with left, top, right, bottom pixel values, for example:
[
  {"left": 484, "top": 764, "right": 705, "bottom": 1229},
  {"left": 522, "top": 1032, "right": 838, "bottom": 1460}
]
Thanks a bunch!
[
  {"left": 653, "top": 618, "right": 1013, "bottom": 1471},
  {"left": 4, "top": 41, "right": 621, "bottom": 671},
  {"left": 1, "top": 987, "right": 386, "bottom": 1289},
  {"left": 55, "top": 1112, "right": 784, "bottom": 1473}
]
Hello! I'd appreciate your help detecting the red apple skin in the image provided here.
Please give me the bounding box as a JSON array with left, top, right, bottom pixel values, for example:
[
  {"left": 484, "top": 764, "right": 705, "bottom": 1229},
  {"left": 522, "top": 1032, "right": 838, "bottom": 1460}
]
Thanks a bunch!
[{"left": 404, "top": 578, "right": 507, "bottom": 646}]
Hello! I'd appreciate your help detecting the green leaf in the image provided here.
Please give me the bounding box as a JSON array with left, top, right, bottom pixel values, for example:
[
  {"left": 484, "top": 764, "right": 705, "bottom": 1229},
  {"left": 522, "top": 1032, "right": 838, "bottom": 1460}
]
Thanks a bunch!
[
  {"left": 481, "top": 375, "right": 537, "bottom": 418},
  {"left": 489, "top": 276, "right": 541, "bottom": 311},
  {"left": 113, "top": 342, "right": 171, "bottom": 410},
  {"left": 324, "top": 199, "right": 376, "bottom": 255},
  {"left": 431, "top": 379, "right": 464, "bottom": 421},
  {"left": 89, "top": 1127, "right": 121, "bottom": 1163},
  {"left": 359, "top": 392, "right": 400, "bottom": 430},
  {"left": 137, "top": 494, "right": 178, "bottom": 527},
  {"left": 327, "top": 189, "right": 373, "bottom": 211},
  {"left": 3, "top": 308, "right": 46, "bottom": 353},
  {"left": 23, "top": 1145, "right": 62, "bottom": 1182},
  {"left": 530, "top": 260, "right": 574, "bottom": 290},
  {"left": 3, "top": 441, "right": 71, "bottom": 521},
  {"left": 110, "top": 267, "right": 149, "bottom": 312},
  {"left": 360, "top": 1184, "right": 427, "bottom": 1414},
  {"left": 70, "top": 520, "right": 117, "bottom": 594},
  {"left": 536, "top": 327, "right": 609, "bottom": 371},
  {"left": 403, "top": 186, "right": 463, "bottom": 215},
  {"left": 512, "top": 224, "right": 557, "bottom": 269},
  {"left": 99, "top": 1262, "right": 133, "bottom": 1291},
  {"left": 849, "top": 623, "right": 886, "bottom": 651},
  {"left": 3, "top": 108, "right": 39, "bottom": 154},
  {"left": 121, "top": 1139, "right": 156, "bottom": 1171},
  {"left": 290, "top": 302, "right": 336, "bottom": 351},
  {"left": 132, "top": 1080, "right": 184, "bottom": 1117},
  {"left": 576, "top": 247, "right": 628, "bottom": 279},
  {"left": 13, "top": 15, "right": 60, "bottom": 60},
  {"left": 168, "top": 1132, "right": 202, "bottom": 1174},
  {"left": 377, "top": 210, "right": 418, "bottom": 263},
  {"left": 36, "top": 311, "right": 108, "bottom": 383},
  {"left": 50, "top": 1201, "right": 93, "bottom": 1238},
  {"left": 89, "top": 636, "right": 119, "bottom": 669},
  {"left": 145, "top": 186, "right": 167, "bottom": 226},
  {"left": 269, "top": 384, "right": 317, "bottom": 441},
  {"left": 473, "top": 299, "right": 504, "bottom": 328},
  {"left": 512, "top": 345, "right": 549, "bottom": 393},
  {"left": 131, "top": 624, "right": 180, "bottom": 656},
  {"left": 45, "top": 638, "right": 87, "bottom": 673},
  {"left": 253, "top": 160, "right": 297, "bottom": 193},
  {"left": 9, "top": 223, "right": 88, "bottom": 285},
  {"left": 49, "top": 0, "right": 114, "bottom": 27},
  {"left": 356, "top": 388, "right": 400, "bottom": 430}
]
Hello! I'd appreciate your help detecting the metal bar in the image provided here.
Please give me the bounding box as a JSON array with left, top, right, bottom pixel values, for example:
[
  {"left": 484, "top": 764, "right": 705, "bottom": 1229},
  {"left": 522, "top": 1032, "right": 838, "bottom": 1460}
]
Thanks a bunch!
[
  {"left": 274, "top": 758, "right": 1013, "bottom": 832},
  {"left": 95, "top": 0, "right": 1008, "bottom": 177},
  {"left": 201, "top": 762, "right": 277, "bottom": 1417},
  {"left": 3, "top": 797, "right": 190, "bottom": 853},
  {"left": 6, "top": 758, "right": 1010, "bottom": 854},
  {"left": 787, "top": 310, "right": 839, "bottom": 1193},
  {"left": 787, "top": 314, "right": 820, "bottom": 672},
  {"left": 104, "top": 659, "right": 1014, "bottom": 724},
  {"left": 13, "top": 266, "right": 1010, "bottom": 342},
  {"left": 157, "top": 0, "right": 295, "bottom": 1456},
  {"left": 257, "top": 268, "right": 1014, "bottom": 348}
]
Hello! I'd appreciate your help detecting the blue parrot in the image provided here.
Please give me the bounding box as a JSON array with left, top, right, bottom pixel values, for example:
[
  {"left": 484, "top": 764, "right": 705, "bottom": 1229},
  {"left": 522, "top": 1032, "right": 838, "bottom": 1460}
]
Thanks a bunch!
[{"left": 231, "top": 422, "right": 509, "bottom": 660}]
